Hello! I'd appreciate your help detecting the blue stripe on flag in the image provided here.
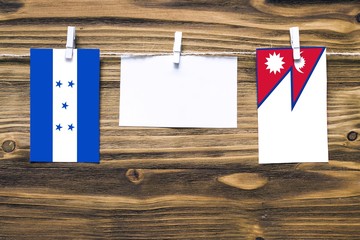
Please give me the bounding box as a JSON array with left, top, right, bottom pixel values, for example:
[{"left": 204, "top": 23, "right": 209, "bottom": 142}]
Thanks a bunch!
[
  {"left": 30, "top": 49, "right": 53, "bottom": 162},
  {"left": 77, "top": 49, "right": 100, "bottom": 163}
]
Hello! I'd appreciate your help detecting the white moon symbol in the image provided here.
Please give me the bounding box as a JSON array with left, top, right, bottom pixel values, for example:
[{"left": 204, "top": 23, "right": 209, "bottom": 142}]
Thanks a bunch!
[{"left": 294, "top": 55, "right": 306, "bottom": 74}]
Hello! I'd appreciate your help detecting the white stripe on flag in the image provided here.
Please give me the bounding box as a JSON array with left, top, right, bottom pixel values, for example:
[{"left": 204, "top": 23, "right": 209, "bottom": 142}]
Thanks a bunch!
[{"left": 53, "top": 49, "right": 78, "bottom": 162}]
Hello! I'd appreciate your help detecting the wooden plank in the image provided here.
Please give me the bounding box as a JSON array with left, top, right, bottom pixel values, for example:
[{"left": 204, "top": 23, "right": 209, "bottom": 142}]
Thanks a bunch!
[
  {"left": 0, "top": 165, "right": 360, "bottom": 239},
  {"left": 0, "top": 0, "right": 359, "bottom": 239},
  {"left": 0, "top": 1, "right": 358, "bottom": 54},
  {"left": 0, "top": 56, "right": 358, "bottom": 168}
]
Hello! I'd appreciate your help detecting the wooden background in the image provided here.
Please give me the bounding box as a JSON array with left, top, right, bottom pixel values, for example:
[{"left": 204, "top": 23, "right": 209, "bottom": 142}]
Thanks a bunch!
[{"left": 0, "top": 0, "right": 359, "bottom": 239}]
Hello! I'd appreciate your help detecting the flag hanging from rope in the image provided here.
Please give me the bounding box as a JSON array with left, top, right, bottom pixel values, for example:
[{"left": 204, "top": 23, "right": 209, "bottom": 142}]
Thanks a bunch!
[
  {"left": 257, "top": 47, "right": 328, "bottom": 164},
  {"left": 30, "top": 49, "right": 100, "bottom": 163}
]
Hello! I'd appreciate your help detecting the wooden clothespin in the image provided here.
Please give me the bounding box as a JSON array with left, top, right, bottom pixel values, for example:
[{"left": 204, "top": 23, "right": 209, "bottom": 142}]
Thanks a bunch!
[
  {"left": 290, "top": 27, "right": 300, "bottom": 60},
  {"left": 173, "top": 31, "right": 182, "bottom": 64},
  {"left": 65, "top": 26, "right": 76, "bottom": 59}
]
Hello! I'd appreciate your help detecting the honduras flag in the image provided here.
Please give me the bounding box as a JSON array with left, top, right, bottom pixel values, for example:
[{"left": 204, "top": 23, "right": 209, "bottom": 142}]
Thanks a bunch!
[{"left": 30, "top": 49, "right": 100, "bottom": 163}]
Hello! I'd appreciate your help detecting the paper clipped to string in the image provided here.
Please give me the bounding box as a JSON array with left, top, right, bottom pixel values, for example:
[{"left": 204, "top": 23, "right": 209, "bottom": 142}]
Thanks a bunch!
[
  {"left": 30, "top": 48, "right": 100, "bottom": 163},
  {"left": 256, "top": 47, "right": 328, "bottom": 164},
  {"left": 119, "top": 55, "right": 238, "bottom": 128}
]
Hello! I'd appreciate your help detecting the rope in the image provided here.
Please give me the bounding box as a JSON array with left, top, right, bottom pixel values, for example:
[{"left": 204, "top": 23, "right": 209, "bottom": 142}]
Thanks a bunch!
[{"left": 0, "top": 51, "right": 359, "bottom": 58}]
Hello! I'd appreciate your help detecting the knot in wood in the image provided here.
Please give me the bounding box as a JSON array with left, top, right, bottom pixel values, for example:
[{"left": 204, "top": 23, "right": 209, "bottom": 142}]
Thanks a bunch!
[
  {"left": 356, "top": 13, "right": 360, "bottom": 23},
  {"left": 347, "top": 131, "right": 358, "bottom": 141},
  {"left": 125, "top": 169, "right": 144, "bottom": 184},
  {"left": 255, "top": 237, "right": 265, "bottom": 240},
  {"left": 2, "top": 140, "right": 16, "bottom": 153},
  {"left": 0, "top": 0, "right": 24, "bottom": 14}
]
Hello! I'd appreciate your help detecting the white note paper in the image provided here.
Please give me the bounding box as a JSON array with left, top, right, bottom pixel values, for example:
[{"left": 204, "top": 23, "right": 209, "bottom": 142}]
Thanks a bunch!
[{"left": 119, "top": 56, "right": 237, "bottom": 128}]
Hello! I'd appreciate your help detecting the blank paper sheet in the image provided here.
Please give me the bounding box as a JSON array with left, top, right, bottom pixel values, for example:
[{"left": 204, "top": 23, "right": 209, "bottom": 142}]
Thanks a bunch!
[{"left": 119, "top": 55, "right": 237, "bottom": 128}]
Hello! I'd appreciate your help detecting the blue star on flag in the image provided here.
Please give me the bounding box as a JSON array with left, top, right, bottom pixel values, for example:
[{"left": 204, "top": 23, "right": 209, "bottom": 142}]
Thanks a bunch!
[
  {"left": 68, "top": 124, "right": 75, "bottom": 131},
  {"left": 62, "top": 102, "right": 69, "bottom": 109},
  {"left": 56, "top": 80, "right": 62, "bottom": 88},
  {"left": 56, "top": 124, "right": 62, "bottom": 131},
  {"left": 68, "top": 80, "right": 75, "bottom": 88}
]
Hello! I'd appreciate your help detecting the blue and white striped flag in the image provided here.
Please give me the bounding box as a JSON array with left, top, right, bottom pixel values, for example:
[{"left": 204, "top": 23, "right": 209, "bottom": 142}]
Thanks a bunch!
[{"left": 30, "top": 49, "right": 100, "bottom": 163}]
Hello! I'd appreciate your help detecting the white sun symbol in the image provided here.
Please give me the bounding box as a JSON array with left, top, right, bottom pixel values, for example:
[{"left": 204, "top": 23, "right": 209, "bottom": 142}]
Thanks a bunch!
[{"left": 265, "top": 52, "right": 285, "bottom": 74}]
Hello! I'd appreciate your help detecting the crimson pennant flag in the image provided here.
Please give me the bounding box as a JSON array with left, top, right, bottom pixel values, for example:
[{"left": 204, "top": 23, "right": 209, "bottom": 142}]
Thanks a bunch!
[{"left": 257, "top": 47, "right": 328, "bottom": 164}]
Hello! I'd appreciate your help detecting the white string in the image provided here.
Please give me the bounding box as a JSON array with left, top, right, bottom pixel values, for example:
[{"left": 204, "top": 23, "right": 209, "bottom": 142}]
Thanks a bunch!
[
  {"left": 0, "top": 54, "right": 30, "bottom": 58},
  {"left": 0, "top": 51, "right": 360, "bottom": 58}
]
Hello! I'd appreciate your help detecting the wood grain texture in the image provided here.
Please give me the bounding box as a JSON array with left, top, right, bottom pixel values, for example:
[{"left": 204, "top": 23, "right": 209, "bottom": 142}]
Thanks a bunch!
[{"left": 0, "top": 0, "right": 359, "bottom": 239}]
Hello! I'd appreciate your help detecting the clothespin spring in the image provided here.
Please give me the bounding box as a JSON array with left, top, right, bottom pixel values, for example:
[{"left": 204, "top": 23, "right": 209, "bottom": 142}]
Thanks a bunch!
[
  {"left": 65, "top": 26, "right": 76, "bottom": 59},
  {"left": 173, "top": 31, "right": 182, "bottom": 64},
  {"left": 290, "top": 27, "right": 300, "bottom": 61}
]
